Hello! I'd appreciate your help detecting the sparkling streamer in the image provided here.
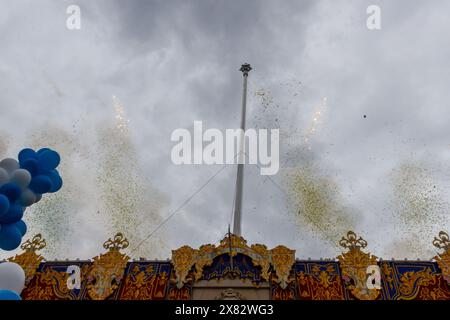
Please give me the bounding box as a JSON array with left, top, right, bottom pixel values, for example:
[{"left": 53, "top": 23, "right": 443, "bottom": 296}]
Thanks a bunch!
[
  {"left": 96, "top": 96, "right": 168, "bottom": 258},
  {"left": 304, "top": 97, "right": 327, "bottom": 150}
]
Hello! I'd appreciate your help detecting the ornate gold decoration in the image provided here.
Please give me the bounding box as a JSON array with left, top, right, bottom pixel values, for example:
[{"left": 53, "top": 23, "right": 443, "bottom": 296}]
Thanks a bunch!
[
  {"left": 433, "top": 231, "right": 450, "bottom": 284},
  {"left": 433, "top": 231, "right": 450, "bottom": 250},
  {"left": 337, "top": 231, "right": 380, "bottom": 300},
  {"left": 397, "top": 267, "right": 450, "bottom": 300},
  {"left": 22, "top": 267, "right": 69, "bottom": 300},
  {"left": 120, "top": 265, "right": 169, "bottom": 300},
  {"left": 296, "top": 264, "right": 344, "bottom": 300},
  {"left": 339, "top": 231, "right": 367, "bottom": 249},
  {"left": 251, "top": 244, "right": 271, "bottom": 281},
  {"left": 381, "top": 262, "right": 395, "bottom": 290},
  {"left": 171, "top": 245, "right": 199, "bottom": 288},
  {"left": 168, "top": 286, "right": 191, "bottom": 300},
  {"left": 269, "top": 246, "right": 295, "bottom": 289},
  {"left": 21, "top": 264, "right": 90, "bottom": 300},
  {"left": 171, "top": 234, "right": 295, "bottom": 289},
  {"left": 103, "top": 232, "right": 130, "bottom": 251},
  {"left": 8, "top": 234, "right": 46, "bottom": 285},
  {"left": 399, "top": 268, "right": 434, "bottom": 298},
  {"left": 86, "top": 233, "right": 130, "bottom": 300},
  {"left": 193, "top": 244, "right": 216, "bottom": 280},
  {"left": 20, "top": 233, "right": 47, "bottom": 251},
  {"left": 271, "top": 280, "right": 296, "bottom": 300}
]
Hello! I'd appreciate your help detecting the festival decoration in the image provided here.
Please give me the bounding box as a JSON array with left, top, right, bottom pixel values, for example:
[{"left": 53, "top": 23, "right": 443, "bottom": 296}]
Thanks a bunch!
[
  {"left": 337, "top": 231, "right": 380, "bottom": 300},
  {"left": 8, "top": 234, "right": 46, "bottom": 286},
  {"left": 0, "top": 147, "right": 63, "bottom": 300},
  {"left": 171, "top": 233, "right": 296, "bottom": 289},
  {"left": 0, "top": 147, "right": 62, "bottom": 251},
  {"left": 0, "top": 261, "right": 26, "bottom": 300},
  {"left": 86, "top": 233, "right": 130, "bottom": 300},
  {"left": 433, "top": 231, "right": 450, "bottom": 284},
  {"left": 3, "top": 231, "right": 450, "bottom": 300},
  {"left": 0, "top": 262, "right": 25, "bottom": 293}
]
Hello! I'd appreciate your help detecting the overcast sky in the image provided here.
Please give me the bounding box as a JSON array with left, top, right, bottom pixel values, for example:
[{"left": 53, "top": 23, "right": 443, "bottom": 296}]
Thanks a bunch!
[{"left": 1, "top": 0, "right": 450, "bottom": 261}]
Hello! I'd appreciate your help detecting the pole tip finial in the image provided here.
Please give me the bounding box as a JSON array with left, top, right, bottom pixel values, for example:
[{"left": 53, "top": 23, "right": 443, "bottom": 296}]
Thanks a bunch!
[{"left": 240, "top": 63, "right": 252, "bottom": 76}]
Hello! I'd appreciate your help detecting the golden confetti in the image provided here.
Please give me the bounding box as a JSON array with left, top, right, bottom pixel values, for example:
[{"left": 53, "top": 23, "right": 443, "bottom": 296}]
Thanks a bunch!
[
  {"left": 113, "top": 95, "right": 130, "bottom": 133},
  {"left": 95, "top": 97, "right": 168, "bottom": 258},
  {"left": 283, "top": 166, "right": 356, "bottom": 247},
  {"left": 389, "top": 161, "right": 449, "bottom": 257},
  {"left": 25, "top": 125, "right": 88, "bottom": 258}
]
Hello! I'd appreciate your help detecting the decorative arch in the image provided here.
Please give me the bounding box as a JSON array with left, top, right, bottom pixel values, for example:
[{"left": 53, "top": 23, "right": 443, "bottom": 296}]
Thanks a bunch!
[{"left": 171, "top": 234, "right": 295, "bottom": 289}]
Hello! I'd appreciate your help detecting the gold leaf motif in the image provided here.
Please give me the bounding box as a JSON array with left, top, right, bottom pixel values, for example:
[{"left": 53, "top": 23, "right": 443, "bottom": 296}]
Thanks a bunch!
[
  {"left": 396, "top": 267, "right": 450, "bottom": 300},
  {"left": 8, "top": 234, "right": 46, "bottom": 285},
  {"left": 251, "top": 244, "right": 270, "bottom": 281},
  {"left": 120, "top": 267, "right": 168, "bottom": 300},
  {"left": 194, "top": 244, "right": 215, "bottom": 280},
  {"left": 23, "top": 267, "right": 70, "bottom": 300},
  {"left": 337, "top": 231, "right": 380, "bottom": 300},
  {"left": 381, "top": 262, "right": 395, "bottom": 290},
  {"left": 433, "top": 231, "right": 450, "bottom": 284},
  {"left": 86, "top": 233, "right": 130, "bottom": 300},
  {"left": 171, "top": 234, "right": 295, "bottom": 289},
  {"left": 171, "top": 245, "right": 198, "bottom": 288},
  {"left": 103, "top": 232, "right": 129, "bottom": 251},
  {"left": 270, "top": 246, "right": 295, "bottom": 289},
  {"left": 296, "top": 264, "right": 344, "bottom": 300},
  {"left": 339, "top": 231, "right": 367, "bottom": 249}
]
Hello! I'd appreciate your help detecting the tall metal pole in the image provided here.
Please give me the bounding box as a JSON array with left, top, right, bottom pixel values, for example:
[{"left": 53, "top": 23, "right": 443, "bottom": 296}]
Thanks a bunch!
[
  {"left": 228, "top": 224, "right": 234, "bottom": 271},
  {"left": 233, "top": 63, "right": 252, "bottom": 236}
]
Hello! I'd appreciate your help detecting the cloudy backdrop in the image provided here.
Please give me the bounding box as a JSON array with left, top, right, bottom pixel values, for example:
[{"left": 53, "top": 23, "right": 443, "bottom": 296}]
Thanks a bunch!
[{"left": 1, "top": 0, "right": 450, "bottom": 260}]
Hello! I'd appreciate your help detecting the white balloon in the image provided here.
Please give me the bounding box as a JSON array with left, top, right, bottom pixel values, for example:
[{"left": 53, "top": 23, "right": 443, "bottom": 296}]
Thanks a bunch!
[
  {"left": 0, "top": 158, "right": 19, "bottom": 174},
  {"left": 0, "top": 168, "right": 9, "bottom": 186},
  {"left": 10, "top": 169, "right": 32, "bottom": 190},
  {"left": 0, "top": 262, "right": 25, "bottom": 294}
]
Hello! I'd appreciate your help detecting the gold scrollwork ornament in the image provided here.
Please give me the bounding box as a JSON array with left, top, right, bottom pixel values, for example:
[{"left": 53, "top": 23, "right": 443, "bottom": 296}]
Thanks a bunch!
[
  {"left": 337, "top": 231, "right": 380, "bottom": 300},
  {"left": 86, "top": 233, "right": 130, "bottom": 300},
  {"left": 433, "top": 231, "right": 450, "bottom": 284},
  {"left": 8, "top": 234, "right": 46, "bottom": 285},
  {"left": 171, "top": 234, "right": 296, "bottom": 289},
  {"left": 172, "top": 245, "right": 198, "bottom": 288},
  {"left": 269, "top": 246, "right": 295, "bottom": 289}
]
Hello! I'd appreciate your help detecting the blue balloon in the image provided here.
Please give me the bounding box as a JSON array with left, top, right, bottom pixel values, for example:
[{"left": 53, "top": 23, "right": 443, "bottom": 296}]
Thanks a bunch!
[
  {"left": 0, "top": 183, "right": 22, "bottom": 203},
  {"left": 34, "top": 193, "right": 42, "bottom": 203},
  {"left": 0, "top": 194, "right": 10, "bottom": 217},
  {"left": 0, "top": 205, "right": 24, "bottom": 224},
  {"left": 38, "top": 150, "right": 60, "bottom": 171},
  {"left": 13, "top": 220, "right": 27, "bottom": 236},
  {"left": 0, "top": 290, "right": 21, "bottom": 300},
  {"left": 37, "top": 148, "right": 51, "bottom": 155},
  {"left": 29, "top": 175, "right": 53, "bottom": 194},
  {"left": 46, "top": 170, "right": 63, "bottom": 193},
  {"left": 20, "top": 158, "right": 40, "bottom": 176},
  {"left": 0, "top": 224, "right": 22, "bottom": 251},
  {"left": 18, "top": 148, "right": 37, "bottom": 164}
]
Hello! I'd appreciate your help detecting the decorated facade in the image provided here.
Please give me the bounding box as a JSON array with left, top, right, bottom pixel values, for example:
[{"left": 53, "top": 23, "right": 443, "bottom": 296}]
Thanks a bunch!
[{"left": 4, "top": 230, "right": 450, "bottom": 300}]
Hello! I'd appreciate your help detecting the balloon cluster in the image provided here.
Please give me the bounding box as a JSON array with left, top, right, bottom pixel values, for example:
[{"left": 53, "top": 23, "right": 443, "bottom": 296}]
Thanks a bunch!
[
  {"left": 0, "top": 148, "right": 63, "bottom": 251},
  {"left": 0, "top": 262, "right": 24, "bottom": 300}
]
